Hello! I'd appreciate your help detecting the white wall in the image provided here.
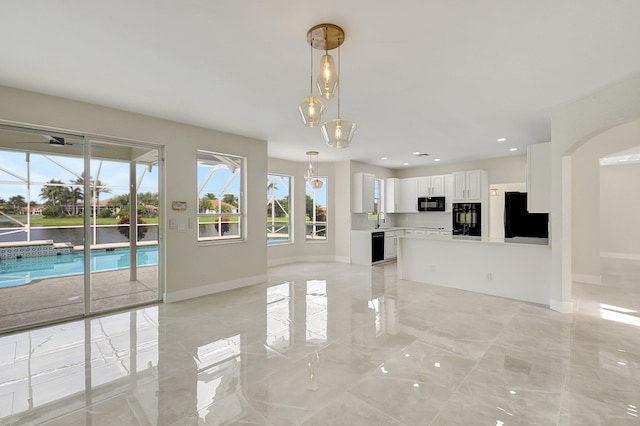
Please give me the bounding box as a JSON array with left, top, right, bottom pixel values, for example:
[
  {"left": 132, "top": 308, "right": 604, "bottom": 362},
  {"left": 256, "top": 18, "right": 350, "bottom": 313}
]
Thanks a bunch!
[
  {"left": 570, "top": 120, "right": 640, "bottom": 283},
  {"left": 550, "top": 72, "right": 640, "bottom": 312},
  {"left": 0, "top": 85, "right": 268, "bottom": 303},
  {"left": 600, "top": 162, "right": 640, "bottom": 260}
]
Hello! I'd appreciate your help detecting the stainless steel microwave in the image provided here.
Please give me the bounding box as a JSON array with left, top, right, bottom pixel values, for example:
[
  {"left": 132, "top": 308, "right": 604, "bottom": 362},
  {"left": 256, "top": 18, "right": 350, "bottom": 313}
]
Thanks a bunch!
[{"left": 418, "top": 196, "right": 446, "bottom": 212}]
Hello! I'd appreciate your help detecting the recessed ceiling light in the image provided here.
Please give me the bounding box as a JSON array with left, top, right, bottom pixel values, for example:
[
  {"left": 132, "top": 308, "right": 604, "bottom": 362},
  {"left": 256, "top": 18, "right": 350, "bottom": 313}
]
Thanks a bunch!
[
  {"left": 403, "top": 162, "right": 409, "bottom": 166},
  {"left": 434, "top": 158, "right": 441, "bottom": 162},
  {"left": 509, "top": 148, "right": 518, "bottom": 152},
  {"left": 413, "top": 151, "right": 420, "bottom": 155},
  {"left": 381, "top": 157, "right": 388, "bottom": 160},
  {"left": 497, "top": 138, "right": 507, "bottom": 142}
]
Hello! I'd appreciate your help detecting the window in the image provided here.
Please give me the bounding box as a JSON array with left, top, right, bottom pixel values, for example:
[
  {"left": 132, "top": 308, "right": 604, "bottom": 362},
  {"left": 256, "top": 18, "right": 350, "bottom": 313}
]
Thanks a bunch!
[
  {"left": 267, "top": 174, "right": 292, "bottom": 244},
  {"left": 197, "top": 150, "right": 244, "bottom": 242},
  {"left": 305, "top": 177, "right": 327, "bottom": 241},
  {"left": 369, "top": 178, "right": 382, "bottom": 221}
]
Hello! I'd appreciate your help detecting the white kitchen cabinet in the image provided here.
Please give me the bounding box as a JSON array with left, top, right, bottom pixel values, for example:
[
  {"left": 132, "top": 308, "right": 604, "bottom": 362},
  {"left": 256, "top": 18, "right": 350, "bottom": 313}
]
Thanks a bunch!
[
  {"left": 526, "top": 142, "right": 551, "bottom": 213},
  {"left": 384, "top": 231, "right": 396, "bottom": 259},
  {"left": 445, "top": 174, "right": 454, "bottom": 212},
  {"left": 452, "top": 170, "right": 486, "bottom": 202},
  {"left": 398, "top": 178, "right": 418, "bottom": 212},
  {"left": 418, "top": 175, "right": 446, "bottom": 197},
  {"left": 384, "top": 178, "right": 399, "bottom": 213},
  {"left": 353, "top": 172, "right": 375, "bottom": 213}
]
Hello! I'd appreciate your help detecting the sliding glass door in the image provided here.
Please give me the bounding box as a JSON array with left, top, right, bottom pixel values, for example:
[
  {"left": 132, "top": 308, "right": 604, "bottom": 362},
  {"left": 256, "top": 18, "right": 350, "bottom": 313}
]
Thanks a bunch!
[
  {"left": 88, "top": 138, "right": 160, "bottom": 313},
  {"left": 0, "top": 125, "right": 162, "bottom": 333}
]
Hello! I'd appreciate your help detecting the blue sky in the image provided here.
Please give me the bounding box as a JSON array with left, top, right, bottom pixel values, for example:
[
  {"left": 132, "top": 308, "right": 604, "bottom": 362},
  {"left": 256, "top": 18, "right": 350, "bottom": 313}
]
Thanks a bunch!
[
  {"left": 267, "top": 173, "right": 327, "bottom": 207},
  {"left": 0, "top": 150, "right": 158, "bottom": 203},
  {"left": 0, "top": 149, "right": 327, "bottom": 208}
]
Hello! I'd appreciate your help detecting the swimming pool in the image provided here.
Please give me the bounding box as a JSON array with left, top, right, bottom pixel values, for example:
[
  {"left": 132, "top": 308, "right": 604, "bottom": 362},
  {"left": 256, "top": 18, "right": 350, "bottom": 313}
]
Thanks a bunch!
[
  {"left": 267, "top": 237, "right": 289, "bottom": 244},
  {"left": 0, "top": 246, "right": 158, "bottom": 288}
]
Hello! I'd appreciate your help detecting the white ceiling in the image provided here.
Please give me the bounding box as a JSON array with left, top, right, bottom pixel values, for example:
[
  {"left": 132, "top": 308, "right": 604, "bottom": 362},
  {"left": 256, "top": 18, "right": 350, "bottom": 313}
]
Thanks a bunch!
[{"left": 1, "top": 1, "right": 640, "bottom": 168}]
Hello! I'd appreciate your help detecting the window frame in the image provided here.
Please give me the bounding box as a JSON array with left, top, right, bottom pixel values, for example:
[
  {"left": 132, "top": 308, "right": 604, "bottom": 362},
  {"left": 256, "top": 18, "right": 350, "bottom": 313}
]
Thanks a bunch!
[
  {"left": 369, "top": 177, "right": 382, "bottom": 221},
  {"left": 267, "top": 173, "right": 293, "bottom": 245},
  {"left": 196, "top": 150, "right": 245, "bottom": 244},
  {"left": 305, "top": 176, "right": 328, "bottom": 243}
]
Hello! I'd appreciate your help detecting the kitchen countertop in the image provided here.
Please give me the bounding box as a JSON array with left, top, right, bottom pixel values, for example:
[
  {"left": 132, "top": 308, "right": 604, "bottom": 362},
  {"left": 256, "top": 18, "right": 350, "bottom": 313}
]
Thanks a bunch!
[{"left": 354, "top": 227, "right": 451, "bottom": 233}]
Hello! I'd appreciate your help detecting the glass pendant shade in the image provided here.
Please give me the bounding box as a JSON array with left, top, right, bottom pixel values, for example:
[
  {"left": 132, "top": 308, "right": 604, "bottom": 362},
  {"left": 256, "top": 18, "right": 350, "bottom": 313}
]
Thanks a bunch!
[
  {"left": 312, "top": 178, "right": 323, "bottom": 189},
  {"left": 316, "top": 54, "right": 338, "bottom": 99},
  {"left": 321, "top": 119, "right": 356, "bottom": 148},
  {"left": 298, "top": 95, "right": 325, "bottom": 127}
]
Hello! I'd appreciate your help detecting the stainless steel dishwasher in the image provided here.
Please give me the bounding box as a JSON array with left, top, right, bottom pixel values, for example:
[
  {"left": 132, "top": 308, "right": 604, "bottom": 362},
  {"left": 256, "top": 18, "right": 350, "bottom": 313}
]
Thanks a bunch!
[{"left": 371, "top": 232, "right": 385, "bottom": 263}]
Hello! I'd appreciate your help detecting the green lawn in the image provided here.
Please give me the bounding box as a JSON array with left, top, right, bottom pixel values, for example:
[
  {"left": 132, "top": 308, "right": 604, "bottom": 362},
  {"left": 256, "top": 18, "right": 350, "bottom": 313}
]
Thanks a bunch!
[
  {"left": 6, "top": 215, "right": 289, "bottom": 226},
  {"left": 8, "top": 216, "right": 158, "bottom": 226}
]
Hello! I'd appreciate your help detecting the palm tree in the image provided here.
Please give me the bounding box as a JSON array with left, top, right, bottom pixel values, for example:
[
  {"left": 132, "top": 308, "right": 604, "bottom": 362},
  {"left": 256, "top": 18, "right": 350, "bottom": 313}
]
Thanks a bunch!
[
  {"left": 67, "top": 186, "right": 83, "bottom": 215},
  {"left": 40, "top": 179, "right": 65, "bottom": 206},
  {"left": 8, "top": 195, "right": 26, "bottom": 214},
  {"left": 73, "top": 173, "right": 111, "bottom": 213}
]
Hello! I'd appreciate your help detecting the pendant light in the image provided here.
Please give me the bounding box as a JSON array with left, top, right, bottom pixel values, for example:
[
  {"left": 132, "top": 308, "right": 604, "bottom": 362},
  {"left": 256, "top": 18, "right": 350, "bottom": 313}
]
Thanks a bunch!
[
  {"left": 321, "top": 44, "right": 356, "bottom": 148},
  {"left": 298, "top": 42, "right": 325, "bottom": 127},
  {"left": 305, "top": 151, "right": 323, "bottom": 188},
  {"left": 316, "top": 51, "right": 338, "bottom": 99}
]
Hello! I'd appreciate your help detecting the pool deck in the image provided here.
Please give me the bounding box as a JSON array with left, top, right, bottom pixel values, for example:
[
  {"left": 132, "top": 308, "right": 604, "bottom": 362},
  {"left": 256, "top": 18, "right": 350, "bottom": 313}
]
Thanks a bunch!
[{"left": 0, "top": 265, "right": 159, "bottom": 332}]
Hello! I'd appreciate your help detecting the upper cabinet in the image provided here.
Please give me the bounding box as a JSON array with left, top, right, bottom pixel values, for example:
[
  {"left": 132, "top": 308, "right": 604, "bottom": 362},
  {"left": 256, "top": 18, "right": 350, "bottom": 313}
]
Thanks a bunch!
[
  {"left": 445, "top": 174, "right": 454, "bottom": 212},
  {"left": 526, "top": 142, "right": 551, "bottom": 213},
  {"left": 384, "top": 178, "right": 399, "bottom": 213},
  {"left": 452, "top": 170, "right": 487, "bottom": 202},
  {"left": 352, "top": 172, "right": 375, "bottom": 213},
  {"left": 417, "top": 174, "right": 446, "bottom": 197},
  {"left": 398, "top": 178, "right": 418, "bottom": 212}
]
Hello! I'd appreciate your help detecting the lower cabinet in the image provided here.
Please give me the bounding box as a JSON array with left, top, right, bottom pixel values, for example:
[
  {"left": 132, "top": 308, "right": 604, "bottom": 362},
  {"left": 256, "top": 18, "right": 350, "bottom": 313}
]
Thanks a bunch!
[
  {"left": 384, "top": 230, "right": 405, "bottom": 259},
  {"left": 384, "top": 234, "right": 396, "bottom": 259}
]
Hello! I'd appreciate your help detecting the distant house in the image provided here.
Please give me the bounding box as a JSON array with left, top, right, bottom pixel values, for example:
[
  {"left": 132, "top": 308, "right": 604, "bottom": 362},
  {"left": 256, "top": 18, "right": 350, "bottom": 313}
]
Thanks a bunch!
[
  {"left": 202, "top": 199, "right": 238, "bottom": 214},
  {"left": 27, "top": 205, "right": 45, "bottom": 215}
]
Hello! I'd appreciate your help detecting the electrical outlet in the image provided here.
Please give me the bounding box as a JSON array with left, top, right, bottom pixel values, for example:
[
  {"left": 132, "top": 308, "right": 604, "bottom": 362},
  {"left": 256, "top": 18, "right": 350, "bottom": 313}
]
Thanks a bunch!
[
  {"left": 486, "top": 272, "right": 493, "bottom": 281},
  {"left": 430, "top": 265, "right": 436, "bottom": 272}
]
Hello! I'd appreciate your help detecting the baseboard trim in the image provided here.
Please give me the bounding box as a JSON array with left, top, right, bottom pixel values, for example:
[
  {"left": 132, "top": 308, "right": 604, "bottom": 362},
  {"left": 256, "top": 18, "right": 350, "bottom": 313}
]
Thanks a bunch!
[
  {"left": 549, "top": 299, "right": 573, "bottom": 314},
  {"left": 600, "top": 252, "right": 640, "bottom": 261},
  {"left": 164, "top": 274, "right": 267, "bottom": 303},
  {"left": 267, "top": 255, "right": 350, "bottom": 268},
  {"left": 572, "top": 274, "right": 602, "bottom": 285}
]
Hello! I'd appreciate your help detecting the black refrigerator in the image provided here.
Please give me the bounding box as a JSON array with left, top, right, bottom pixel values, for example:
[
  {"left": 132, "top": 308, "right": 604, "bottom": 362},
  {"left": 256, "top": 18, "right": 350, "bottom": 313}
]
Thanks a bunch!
[{"left": 504, "top": 192, "right": 549, "bottom": 243}]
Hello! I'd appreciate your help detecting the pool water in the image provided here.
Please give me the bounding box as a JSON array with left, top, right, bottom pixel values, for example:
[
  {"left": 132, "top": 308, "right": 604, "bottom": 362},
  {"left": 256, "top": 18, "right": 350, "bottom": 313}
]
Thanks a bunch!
[
  {"left": 267, "top": 237, "right": 289, "bottom": 244},
  {"left": 0, "top": 246, "right": 158, "bottom": 288}
]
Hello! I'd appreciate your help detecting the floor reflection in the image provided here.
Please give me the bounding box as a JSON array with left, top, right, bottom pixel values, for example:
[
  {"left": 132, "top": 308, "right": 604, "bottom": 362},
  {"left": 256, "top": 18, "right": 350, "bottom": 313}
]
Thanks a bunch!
[{"left": 1, "top": 259, "right": 639, "bottom": 424}]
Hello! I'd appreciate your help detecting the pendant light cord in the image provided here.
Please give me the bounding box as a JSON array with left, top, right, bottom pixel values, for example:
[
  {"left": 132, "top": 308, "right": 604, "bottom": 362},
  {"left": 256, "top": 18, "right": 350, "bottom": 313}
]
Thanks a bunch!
[
  {"left": 337, "top": 44, "right": 341, "bottom": 119},
  {"left": 309, "top": 41, "right": 314, "bottom": 95}
]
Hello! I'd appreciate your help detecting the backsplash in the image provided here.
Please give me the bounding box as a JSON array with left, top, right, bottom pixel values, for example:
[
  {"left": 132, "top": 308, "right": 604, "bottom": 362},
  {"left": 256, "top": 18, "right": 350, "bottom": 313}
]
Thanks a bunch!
[
  {"left": 395, "top": 212, "right": 452, "bottom": 229},
  {"left": 350, "top": 212, "right": 451, "bottom": 230}
]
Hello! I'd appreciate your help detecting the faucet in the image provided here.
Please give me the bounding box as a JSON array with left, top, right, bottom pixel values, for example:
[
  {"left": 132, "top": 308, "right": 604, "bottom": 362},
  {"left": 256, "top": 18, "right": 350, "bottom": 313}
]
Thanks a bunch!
[{"left": 376, "top": 211, "right": 386, "bottom": 229}]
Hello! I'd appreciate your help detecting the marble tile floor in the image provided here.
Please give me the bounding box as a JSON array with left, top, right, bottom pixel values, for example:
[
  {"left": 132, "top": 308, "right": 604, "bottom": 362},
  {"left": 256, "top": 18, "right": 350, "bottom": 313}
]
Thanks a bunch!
[{"left": 0, "top": 259, "right": 639, "bottom": 425}]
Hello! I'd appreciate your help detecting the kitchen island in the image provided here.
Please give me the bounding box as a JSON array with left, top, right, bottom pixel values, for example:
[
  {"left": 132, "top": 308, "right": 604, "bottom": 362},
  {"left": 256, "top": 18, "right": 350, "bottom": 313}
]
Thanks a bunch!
[{"left": 397, "top": 234, "right": 551, "bottom": 305}]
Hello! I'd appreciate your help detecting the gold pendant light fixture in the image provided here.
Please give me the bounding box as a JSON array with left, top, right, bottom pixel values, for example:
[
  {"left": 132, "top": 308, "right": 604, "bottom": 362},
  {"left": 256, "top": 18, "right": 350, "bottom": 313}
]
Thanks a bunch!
[
  {"left": 298, "top": 41, "right": 325, "bottom": 127},
  {"left": 299, "top": 23, "right": 356, "bottom": 148},
  {"left": 304, "top": 150, "right": 323, "bottom": 188}
]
